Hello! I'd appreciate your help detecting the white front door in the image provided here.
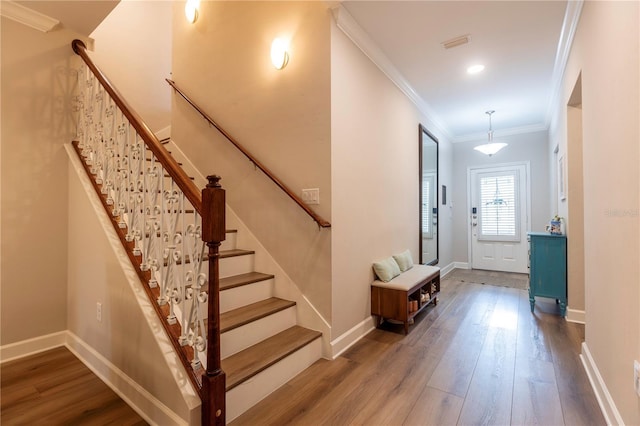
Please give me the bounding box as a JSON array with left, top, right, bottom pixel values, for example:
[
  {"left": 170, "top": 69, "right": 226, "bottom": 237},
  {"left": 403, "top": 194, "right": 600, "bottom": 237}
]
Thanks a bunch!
[{"left": 469, "top": 164, "right": 529, "bottom": 273}]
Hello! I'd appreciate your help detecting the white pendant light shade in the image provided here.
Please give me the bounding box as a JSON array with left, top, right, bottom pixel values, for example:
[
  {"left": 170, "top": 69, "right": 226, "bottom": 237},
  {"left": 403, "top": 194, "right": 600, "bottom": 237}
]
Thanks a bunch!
[
  {"left": 474, "top": 142, "right": 507, "bottom": 156},
  {"left": 474, "top": 110, "right": 507, "bottom": 157}
]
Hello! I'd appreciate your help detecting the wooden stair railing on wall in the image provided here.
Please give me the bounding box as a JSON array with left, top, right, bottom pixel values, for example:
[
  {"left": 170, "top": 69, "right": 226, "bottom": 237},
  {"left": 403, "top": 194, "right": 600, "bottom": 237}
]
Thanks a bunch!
[
  {"left": 71, "top": 39, "right": 225, "bottom": 425},
  {"left": 165, "top": 79, "right": 331, "bottom": 229}
]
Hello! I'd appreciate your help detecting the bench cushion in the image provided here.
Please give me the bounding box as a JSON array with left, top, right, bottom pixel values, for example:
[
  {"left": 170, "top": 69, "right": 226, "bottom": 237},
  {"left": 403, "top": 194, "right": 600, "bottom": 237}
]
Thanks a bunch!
[{"left": 372, "top": 264, "right": 440, "bottom": 291}]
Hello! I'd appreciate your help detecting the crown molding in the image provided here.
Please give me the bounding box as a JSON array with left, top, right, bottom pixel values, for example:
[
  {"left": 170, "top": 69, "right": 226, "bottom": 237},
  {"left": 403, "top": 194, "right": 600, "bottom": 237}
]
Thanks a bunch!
[
  {"left": 0, "top": 1, "right": 60, "bottom": 33},
  {"left": 331, "top": 5, "right": 453, "bottom": 142},
  {"left": 453, "top": 123, "right": 549, "bottom": 144},
  {"left": 545, "top": 0, "right": 584, "bottom": 129}
]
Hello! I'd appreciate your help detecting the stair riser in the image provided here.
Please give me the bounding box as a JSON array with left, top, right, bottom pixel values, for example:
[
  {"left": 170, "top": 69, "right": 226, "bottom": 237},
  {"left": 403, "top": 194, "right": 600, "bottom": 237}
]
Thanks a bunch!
[
  {"left": 219, "top": 254, "right": 254, "bottom": 278},
  {"left": 220, "top": 279, "right": 274, "bottom": 314},
  {"left": 226, "top": 337, "right": 322, "bottom": 422},
  {"left": 221, "top": 307, "right": 296, "bottom": 359},
  {"left": 220, "top": 232, "right": 237, "bottom": 252}
]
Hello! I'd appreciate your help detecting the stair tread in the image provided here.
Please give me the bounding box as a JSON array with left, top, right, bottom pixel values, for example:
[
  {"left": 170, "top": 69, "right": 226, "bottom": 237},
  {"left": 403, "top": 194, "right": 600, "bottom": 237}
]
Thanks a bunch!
[
  {"left": 220, "top": 249, "right": 254, "bottom": 258},
  {"left": 220, "top": 272, "right": 275, "bottom": 291},
  {"left": 220, "top": 297, "right": 295, "bottom": 333},
  {"left": 222, "top": 325, "right": 322, "bottom": 391}
]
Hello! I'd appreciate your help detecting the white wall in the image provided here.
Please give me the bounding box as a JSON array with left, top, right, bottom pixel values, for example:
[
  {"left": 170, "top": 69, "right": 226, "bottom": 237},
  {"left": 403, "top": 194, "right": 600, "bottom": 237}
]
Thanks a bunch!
[
  {"left": 549, "top": 2, "right": 639, "bottom": 423},
  {"left": 89, "top": 0, "right": 172, "bottom": 132},
  {"left": 452, "top": 131, "right": 550, "bottom": 264},
  {"left": 330, "top": 20, "right": 454, "bottom": 339},
  {"left": 0, "top": 18, "right": 84, "bottom": 344}
]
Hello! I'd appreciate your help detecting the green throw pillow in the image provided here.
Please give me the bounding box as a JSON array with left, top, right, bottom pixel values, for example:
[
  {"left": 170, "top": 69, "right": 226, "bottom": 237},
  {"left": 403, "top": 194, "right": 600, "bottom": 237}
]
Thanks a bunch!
[
  {"left": 393, "top": 249, "right": 414, "bottom": 272},
  {"left": 372, "top": 257, "right": 401, "bottom": 282}
]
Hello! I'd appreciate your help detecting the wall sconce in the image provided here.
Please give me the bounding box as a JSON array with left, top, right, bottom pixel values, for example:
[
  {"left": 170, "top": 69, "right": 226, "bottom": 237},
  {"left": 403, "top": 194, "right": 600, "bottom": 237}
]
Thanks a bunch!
[
  {"left": 271, "top": 38, "right": 289, "bottom": 70},
  {"left": 185, "top": 0, "right": 200, "bottom": 24}
]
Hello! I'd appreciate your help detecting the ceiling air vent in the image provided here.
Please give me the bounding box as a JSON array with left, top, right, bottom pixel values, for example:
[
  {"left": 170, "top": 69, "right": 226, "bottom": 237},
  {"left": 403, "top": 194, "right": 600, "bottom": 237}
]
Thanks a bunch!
[{"left": 442, "top": 34, "right": 471, "bottom": 50}]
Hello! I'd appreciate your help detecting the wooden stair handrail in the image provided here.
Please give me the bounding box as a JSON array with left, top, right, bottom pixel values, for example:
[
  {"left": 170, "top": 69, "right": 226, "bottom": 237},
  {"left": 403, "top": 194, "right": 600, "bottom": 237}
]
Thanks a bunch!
[
  {"left": 72, "top": 40, "right": 202, "bottom": 215},
  {"left": 166, "top": 78, "right": 331, "bottom": 229}
]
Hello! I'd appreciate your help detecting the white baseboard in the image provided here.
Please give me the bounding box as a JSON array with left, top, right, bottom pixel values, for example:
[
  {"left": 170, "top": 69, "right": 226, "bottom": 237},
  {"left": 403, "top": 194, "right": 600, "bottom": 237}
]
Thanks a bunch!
[
  {"left": 1, "top": 331, "right": 192, "bottom": 425},
  {"left": 0, "top": 331, "right": 66, "bottom": 363},
  {"left": 566, "top": 308, "right": 586, "bottom": 324},
  {"left": 330, "top": 316, "right": 376, "bottom": 359},
  {"left": 454, "top": 262, "right": 470, "bottom": 271},
  {"left": 440, "top": 262, "right": 460, "bottom": 277},
  {"left": 580, "top": 342, "right": 624, "bottom": 426}
]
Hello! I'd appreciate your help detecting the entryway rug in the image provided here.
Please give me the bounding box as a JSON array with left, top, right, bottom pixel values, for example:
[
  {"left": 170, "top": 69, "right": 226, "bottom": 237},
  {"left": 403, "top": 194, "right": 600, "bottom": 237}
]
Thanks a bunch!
[{"left": 444, "top": 268, "right": 528, "bottom": 291}]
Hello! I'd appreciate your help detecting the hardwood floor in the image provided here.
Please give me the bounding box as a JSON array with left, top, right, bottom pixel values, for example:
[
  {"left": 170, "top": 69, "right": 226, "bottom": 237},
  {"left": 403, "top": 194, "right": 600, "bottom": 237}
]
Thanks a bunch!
[
  {"left": 232, "top": 270, "right": 605, "bottom": 426},
  {"left": 1, "top": 346, "right": 147, "bottom": 425},
  {"left": 0, "top": 271, "right": 604, "bottom": 425}
]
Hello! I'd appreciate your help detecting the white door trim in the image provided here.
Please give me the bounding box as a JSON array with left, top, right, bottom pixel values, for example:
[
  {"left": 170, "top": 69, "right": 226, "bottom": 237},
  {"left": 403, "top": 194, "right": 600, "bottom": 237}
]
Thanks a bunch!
[{"left": 466, "top": 161, "right": 531, "bottom": 270}]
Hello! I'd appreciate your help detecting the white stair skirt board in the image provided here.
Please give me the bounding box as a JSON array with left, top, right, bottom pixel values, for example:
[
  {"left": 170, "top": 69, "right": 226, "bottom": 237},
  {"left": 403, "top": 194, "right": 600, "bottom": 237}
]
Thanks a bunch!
[
  {"left": 154, "top": 126, "right": 171, "bottom": 141},
  {"left": 226, "top": 337, "right": 322, "bottom": 422},
  {"left": 221, "top": 307, "right": 297, "bottom": 360},
  {"left": 220, "top": 279, "right": 275, "bottom": 314},
  {"left": 580, "top": 342, "right": 624, "bottom": 425},
  {"left": 220, "top": 254, "right": 254, "bottom": 278},
  {"left": 220, "top": 232, "right": 237, "bottom": 252}
]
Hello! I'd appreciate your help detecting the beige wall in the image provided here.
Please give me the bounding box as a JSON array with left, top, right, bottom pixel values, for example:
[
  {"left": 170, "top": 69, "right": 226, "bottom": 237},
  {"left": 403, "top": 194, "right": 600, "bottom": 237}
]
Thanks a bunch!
[
  {"left": 452, "top": 131, "right": 551, "bottom": 264},
  {"left": 1, "top": 18, "right": 83, "bottom": 344},
  {"left": 170, "top": 2, "right": 332, "bottom": 321},
  {"left": 566, "top": 102, "right": 585, "bottom": 314},
  {"left": 66, "top": 155, "right": 197, "bottom": 422},
  {"left": 89, "top": 0, "right": 172, "bottom": 132},
  {"left": 549, "top": 1, "right": 639, "bottom": 423},
  {"left": 330, "top": 20, "right": 454, "bottom": 338}
]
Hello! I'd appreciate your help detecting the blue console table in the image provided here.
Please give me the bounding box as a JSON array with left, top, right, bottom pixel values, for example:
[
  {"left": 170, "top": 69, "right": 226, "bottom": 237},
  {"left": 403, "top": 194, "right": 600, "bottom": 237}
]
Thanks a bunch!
[{"left": 527, "top": 232, "right": 567, "bottom": 316}]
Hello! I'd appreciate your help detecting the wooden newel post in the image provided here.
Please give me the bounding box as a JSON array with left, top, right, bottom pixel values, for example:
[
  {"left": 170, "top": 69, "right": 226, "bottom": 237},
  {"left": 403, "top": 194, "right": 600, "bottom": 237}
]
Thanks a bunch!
[{"left": 201, "top": 175, "right": 226, "bottom": 426}]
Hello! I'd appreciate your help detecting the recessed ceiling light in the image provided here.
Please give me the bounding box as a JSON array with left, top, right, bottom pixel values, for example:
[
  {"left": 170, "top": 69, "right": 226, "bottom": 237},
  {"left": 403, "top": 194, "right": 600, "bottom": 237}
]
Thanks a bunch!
[{"left": 467, "top": 64, "right": 485, "bottom": 74}]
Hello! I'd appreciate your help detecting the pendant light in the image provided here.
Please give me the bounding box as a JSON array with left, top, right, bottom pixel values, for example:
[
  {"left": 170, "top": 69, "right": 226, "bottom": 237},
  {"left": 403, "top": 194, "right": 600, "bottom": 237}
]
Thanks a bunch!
[{"left": 474, "top": 110, "right": 507, "bottom": 156}]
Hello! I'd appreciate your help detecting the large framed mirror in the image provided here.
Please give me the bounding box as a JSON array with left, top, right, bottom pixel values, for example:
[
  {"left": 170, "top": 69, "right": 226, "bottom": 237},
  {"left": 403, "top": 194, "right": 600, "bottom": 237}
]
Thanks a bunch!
[{"left": 419, "top": 124, "right": 439, "bottom": 265}]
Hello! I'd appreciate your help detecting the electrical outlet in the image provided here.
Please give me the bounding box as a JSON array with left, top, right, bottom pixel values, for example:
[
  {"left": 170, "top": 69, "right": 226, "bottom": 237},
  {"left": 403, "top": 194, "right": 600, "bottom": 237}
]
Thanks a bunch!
[
  {"left": 96, "top": 302, "right": 102, "bottom": 322},
  {"left": 301, "top": 188, "right": 320, "bottom": 205},
  {"left": 634, "top": 360, "right": 640, "bottom": 397}
]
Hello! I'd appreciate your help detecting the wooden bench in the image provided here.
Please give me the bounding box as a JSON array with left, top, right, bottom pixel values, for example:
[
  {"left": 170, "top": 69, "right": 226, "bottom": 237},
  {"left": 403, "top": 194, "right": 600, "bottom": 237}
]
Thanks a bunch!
[{"left": 371, "top": 265, "right": 441, "bottom": 334}]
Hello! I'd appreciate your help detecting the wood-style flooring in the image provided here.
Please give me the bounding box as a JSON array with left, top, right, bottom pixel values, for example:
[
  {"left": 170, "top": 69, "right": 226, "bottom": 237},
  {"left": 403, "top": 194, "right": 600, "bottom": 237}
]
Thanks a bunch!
[
  {"left": 1, "top": 346, "right": 147, "bottom": 425},
  {"left": 0, "top": 270, "right": 605, "bottom": 425},
  {"left": 232, "top": 270, "right": 605, "bottom": 426}
]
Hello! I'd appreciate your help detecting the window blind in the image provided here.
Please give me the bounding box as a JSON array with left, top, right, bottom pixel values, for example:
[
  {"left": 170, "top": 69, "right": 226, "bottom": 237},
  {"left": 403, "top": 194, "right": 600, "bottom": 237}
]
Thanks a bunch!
[
  {"left": 422, "top": 178, "right": 431, "bottom": 235},
  {"left": 479, "top": 172, "right": 518, "bottom": 239}
]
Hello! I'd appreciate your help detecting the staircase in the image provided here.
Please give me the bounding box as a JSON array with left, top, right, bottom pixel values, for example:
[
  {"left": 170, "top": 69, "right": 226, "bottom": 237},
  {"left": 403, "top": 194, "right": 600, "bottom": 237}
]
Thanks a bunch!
[
  {"left": 71, "top": 39, "right": 324, "bottom": 424},
  {"left": 148, "top": 142, "right": 324, "bottom": 421},
  {"left": 216, "top": 229, "right": 322, "bottom": 421}
]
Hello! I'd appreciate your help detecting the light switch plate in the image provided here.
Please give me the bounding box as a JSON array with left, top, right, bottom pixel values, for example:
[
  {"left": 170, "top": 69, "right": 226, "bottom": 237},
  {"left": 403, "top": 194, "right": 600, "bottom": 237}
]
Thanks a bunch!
[{"left": 302, "top": 188, "right": 320, "bottom": 205}]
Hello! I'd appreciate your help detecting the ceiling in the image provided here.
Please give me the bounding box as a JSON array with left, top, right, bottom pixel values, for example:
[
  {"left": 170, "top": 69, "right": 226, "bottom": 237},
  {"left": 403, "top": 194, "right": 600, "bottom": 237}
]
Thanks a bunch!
[
  {"left": 7, "top": 0, "right": 567, "bottom": 142},
  {"left": 341, "top": 1, "right": 568, "bottom": 141},
  {"left": 14, "top": 0, "right": 119, "bottom": 37}
]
